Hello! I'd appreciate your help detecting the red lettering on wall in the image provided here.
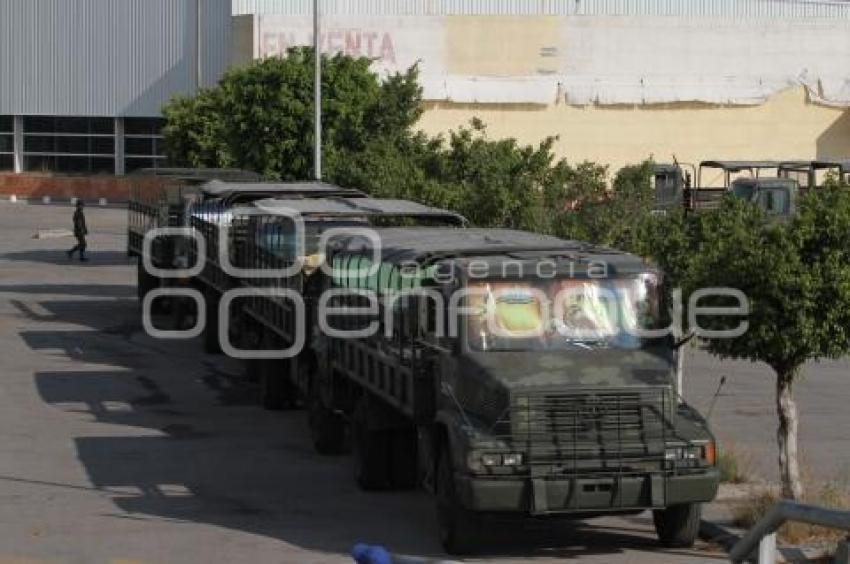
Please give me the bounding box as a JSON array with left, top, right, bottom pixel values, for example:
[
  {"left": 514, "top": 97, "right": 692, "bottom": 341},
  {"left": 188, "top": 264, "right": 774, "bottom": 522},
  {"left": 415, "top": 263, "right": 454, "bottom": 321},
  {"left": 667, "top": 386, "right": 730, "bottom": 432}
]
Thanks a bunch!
[
  {"left": 380, "top": 33, "right": 395, "bottom": 64},
  {"left": 364, "top": 32, "right": 378, "bottom": 58},
  {"left": 345, "top": 31, "right": 362, "bottom": 57},
  {"left": 261, "top": 28, "right": 396, "bottom": 63}
]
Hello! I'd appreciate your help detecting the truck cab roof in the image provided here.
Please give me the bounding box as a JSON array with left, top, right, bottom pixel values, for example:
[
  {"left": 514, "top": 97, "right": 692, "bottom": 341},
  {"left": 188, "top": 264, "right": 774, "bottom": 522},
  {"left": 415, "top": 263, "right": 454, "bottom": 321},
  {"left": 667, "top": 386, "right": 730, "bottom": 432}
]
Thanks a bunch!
[
  {"left": 330, "top": 227, "right": 652, "bottom": 275},
  {"left": 699, "top": 160, "right": 782, "bottom": 172},
  {"left": 250, "top": 198, "right": 468, "bottom": 226},
  {"left": 200, "top": 180, "right": 366, "bottom": 204},
  {"left": 810, "top": 159, "right": 850, "bottom": 173},
  {"left": 130, "top": 167, "right": 263, "bottom": 183}
]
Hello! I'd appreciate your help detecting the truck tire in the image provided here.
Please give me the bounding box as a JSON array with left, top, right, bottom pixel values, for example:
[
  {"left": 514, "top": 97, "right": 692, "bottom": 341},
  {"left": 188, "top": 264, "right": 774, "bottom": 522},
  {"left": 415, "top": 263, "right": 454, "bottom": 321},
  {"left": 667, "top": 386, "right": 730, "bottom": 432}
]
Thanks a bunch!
[
  {"left": 653, "top": 503, "right": 702, "bottom": 548},
  {"left": 244, "top": 359, "right": 260, "bottom": 383},
  {"left": 241, "top": 322, "right": 263, "bottom": 382},
  {"left": 308, "top": 397, "right": 347, "bottom": 455},
  {"left": 259, "top": 359, "right": 287, "bottom": 411},
  {"left": 202, "top": 288, "right": 221, "bottom": 354},
  {"left": 352, "top": 399, "right": 391, "bottom": 491},
  {"left": 389, "top": 427, "right": 418, "bottom": 490},
  {"left": 137, "top": 264, "right": 162, "bottom": 312},
  {"left": 436, "top": 447, "right": 478, "bottom": 555}
]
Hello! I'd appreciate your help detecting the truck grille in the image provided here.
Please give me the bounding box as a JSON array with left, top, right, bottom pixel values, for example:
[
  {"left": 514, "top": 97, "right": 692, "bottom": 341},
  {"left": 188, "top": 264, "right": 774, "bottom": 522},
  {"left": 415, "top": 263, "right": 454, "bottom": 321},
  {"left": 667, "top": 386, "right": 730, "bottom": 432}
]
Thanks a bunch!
[{"left": 495, "top": 388, "right": 671, "bottom": 474}]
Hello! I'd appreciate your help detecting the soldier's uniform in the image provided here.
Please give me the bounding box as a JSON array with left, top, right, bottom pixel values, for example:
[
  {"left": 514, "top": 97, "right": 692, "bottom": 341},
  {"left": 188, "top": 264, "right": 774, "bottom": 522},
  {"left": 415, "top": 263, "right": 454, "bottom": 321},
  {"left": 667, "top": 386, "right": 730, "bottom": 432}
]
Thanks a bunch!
[{"left": 67, "top": 202, "right": 88, "bottom": 261}]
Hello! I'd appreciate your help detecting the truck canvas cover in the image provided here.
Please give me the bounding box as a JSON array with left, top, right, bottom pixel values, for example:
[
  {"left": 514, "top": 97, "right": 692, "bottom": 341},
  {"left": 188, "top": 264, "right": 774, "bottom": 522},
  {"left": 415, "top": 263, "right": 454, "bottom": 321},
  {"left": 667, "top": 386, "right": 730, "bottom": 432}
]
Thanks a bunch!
[
  {"left": 200, "top": 180, "right": 366, "bottom": 205},
  {"left": 330, "top": 227, "right": 646, "bottom": 272},
  {"left": 699, "top": 160, "right": 781, "bottom": 172},
  {"left": 130, "top": 168, "right": 263, "bottom": 183},
  {"left": 250, "top": 198, "right": 468, "bottom": 226}
]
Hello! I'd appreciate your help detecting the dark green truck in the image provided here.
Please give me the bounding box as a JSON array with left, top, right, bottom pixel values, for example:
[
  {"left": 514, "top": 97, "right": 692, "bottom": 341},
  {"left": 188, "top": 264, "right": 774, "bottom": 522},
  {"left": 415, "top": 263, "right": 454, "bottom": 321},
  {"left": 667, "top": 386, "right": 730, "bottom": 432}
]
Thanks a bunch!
[
  {"left": 653, "top": 160, "right": 799, "bottom": 218},
  {"left": 127, "top": 168, "right": 264, "bottom": 304},
  {"left": 230, "top": 197, "right": 467, "bottom": 409},
  {"left": 308, "top": 227, "right": 719, "bottom": 554}
]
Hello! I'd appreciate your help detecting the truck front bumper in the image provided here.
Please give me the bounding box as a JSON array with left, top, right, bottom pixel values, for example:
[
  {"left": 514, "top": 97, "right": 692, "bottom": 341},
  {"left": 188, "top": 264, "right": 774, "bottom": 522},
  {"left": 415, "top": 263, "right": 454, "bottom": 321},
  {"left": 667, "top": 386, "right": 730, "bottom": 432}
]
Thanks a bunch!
[{"left": 454, "top": 469, "right": 720, "bottom": 515}]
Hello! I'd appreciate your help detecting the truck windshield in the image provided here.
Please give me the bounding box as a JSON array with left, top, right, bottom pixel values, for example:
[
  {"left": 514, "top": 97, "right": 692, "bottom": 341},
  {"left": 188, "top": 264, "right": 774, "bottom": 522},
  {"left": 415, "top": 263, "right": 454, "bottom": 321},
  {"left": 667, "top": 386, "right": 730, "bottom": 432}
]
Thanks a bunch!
[
  {"left": 465, "top": 276, "right": 664, "bottom": 352},
  {"left": 731, "top": 181, "right": 756, "bottom": 201}
]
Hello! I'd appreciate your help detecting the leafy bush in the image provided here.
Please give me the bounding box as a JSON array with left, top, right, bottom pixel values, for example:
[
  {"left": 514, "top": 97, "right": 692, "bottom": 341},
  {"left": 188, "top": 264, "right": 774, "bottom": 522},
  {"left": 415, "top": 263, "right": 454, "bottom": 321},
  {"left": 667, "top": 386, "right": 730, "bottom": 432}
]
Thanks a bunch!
[
  {"left": 163, "top": 52, "right": 656, "bottom": 241},
  {"left": 717, "top": 444, "right": 754, "bottom": 484},
  {"left": 163, "top": 48, "right": 422, "bottom": 181}
]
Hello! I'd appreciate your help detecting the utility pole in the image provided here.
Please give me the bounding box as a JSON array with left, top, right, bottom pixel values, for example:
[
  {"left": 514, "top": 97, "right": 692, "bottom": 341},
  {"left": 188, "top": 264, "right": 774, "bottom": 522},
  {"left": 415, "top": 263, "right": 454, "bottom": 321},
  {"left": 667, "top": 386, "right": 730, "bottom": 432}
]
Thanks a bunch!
[
  {"left": 196, "top": 0, "right": 203, "bottom": 90},
  {"left": 313, "top": 0, "right": 322, "bottom": 181}
]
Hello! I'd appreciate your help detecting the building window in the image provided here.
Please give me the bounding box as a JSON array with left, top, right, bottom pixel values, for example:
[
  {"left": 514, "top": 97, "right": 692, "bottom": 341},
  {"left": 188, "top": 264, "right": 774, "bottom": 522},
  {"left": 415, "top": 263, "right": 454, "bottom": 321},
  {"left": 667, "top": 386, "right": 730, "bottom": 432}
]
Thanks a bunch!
[
  {"left": 124, "top": 117, "right": 167, "bottom": 173},
  {"left": 21, "top": 116, "right": 115, "bottom": 174},
  {"left": 0, "top": 116, "right": 13, "bottom": 172}
]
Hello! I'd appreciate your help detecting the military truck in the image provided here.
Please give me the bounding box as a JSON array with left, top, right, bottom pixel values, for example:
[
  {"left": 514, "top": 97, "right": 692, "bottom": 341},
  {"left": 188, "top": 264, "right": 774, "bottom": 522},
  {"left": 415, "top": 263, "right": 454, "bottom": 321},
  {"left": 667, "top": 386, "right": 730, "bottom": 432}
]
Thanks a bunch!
[
  {"left": 727, "top": 177, "right": 798, "bottom": 219},
  {"left": 651, "top": 163, "right": 689, "bottom": 214},
  {"left": 779, "top": 159, "right": 850, "bottom": 190},
  {"left": 307, "top": 227, "right": 719, "bottom": 554},
  {"left": 651, "top": 160, "right": 800, "bottom": 218},
  {"left": 229, "top": 198, "right": 467, "bottom": 409},
  {"left": 181, "top": 183, "right": 369, "bottom": 354},
  {"left": 127, "top": 168, "right": 264, "bottom": 305}
]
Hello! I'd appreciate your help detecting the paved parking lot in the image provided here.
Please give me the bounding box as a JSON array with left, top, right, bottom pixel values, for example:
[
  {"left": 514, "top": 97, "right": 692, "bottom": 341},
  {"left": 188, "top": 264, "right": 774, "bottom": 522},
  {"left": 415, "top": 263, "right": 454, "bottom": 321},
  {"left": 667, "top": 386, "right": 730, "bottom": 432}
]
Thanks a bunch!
[{"left": 1, "top": 202, "right": 847, "bottom": 563}]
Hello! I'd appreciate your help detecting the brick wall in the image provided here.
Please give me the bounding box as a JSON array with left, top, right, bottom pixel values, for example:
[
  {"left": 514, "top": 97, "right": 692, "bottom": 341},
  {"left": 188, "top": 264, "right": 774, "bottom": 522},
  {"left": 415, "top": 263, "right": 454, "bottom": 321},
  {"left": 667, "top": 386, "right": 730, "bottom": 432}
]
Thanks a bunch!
[{"left": 0, "top": 173, "right": 162, "bottom": 203}]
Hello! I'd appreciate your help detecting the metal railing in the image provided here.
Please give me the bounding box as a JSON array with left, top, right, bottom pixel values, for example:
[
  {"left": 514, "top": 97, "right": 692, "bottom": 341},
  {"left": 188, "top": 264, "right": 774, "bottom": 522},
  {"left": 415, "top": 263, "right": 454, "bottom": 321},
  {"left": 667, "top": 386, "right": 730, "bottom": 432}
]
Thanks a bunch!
[{"left": 730, "top": 500, "right": 850, "bottom": 563}]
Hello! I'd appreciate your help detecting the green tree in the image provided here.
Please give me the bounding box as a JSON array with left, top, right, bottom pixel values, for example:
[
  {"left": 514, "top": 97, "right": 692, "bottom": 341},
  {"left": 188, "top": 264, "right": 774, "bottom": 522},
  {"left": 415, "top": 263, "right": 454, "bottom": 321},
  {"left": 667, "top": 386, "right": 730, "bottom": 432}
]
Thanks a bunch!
[
  {"left": 162, "top": 50, "right": 639, "bottom": 241},
  {"left": 162, "top": 48, "right": 423, "bottom": 180},
  {"left": 645, "top": 191, "right": 850, "bottom": 500},
  {"left": 333, "top": 118, "right": 606, "bottom": 234},
  {"left": 551, "top": 160, "right": 656, "bottom": 250}
]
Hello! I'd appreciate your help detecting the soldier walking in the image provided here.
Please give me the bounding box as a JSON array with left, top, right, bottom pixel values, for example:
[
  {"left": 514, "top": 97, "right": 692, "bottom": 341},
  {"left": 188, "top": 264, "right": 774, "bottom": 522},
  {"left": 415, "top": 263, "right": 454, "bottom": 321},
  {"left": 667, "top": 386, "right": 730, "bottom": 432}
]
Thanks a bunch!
[{"left": 67, "top": 200, "right": 89, "bottom": 262}]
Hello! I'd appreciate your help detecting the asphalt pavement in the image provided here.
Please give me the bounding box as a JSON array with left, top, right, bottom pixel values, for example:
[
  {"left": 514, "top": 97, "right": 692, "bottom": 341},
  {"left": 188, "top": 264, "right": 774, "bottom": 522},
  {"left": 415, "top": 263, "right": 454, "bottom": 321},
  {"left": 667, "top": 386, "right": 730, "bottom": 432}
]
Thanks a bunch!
[{"left": 1, "top": 202, "right": 845, "bottom": 563}]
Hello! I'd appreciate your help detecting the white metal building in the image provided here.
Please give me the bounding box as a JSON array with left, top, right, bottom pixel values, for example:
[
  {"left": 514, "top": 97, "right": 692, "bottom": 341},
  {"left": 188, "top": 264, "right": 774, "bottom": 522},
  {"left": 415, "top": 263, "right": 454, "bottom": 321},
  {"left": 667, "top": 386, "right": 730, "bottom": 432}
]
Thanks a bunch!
[
  {"left": 0, "top": 0, "right": 231, "bottom": 175},
  {"left": 2, "top": 0, "right": 850, "bottom": 178}
]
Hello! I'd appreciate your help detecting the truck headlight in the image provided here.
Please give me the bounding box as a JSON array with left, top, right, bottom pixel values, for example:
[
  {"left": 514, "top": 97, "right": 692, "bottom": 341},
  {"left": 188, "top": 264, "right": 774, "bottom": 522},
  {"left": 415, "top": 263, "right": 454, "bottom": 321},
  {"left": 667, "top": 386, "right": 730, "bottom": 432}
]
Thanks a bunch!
[
  {"left": 502, "top": 453, "right": 523, "bottom": 466},
  {"left": 481, "top": 453, "right": 502, "bottom": 467},
  {"left": 467, "top": 452, "right": 525, "bottom": 472},
  {"left": 666, "top": 443, "right": 715, "bottom": 465}
]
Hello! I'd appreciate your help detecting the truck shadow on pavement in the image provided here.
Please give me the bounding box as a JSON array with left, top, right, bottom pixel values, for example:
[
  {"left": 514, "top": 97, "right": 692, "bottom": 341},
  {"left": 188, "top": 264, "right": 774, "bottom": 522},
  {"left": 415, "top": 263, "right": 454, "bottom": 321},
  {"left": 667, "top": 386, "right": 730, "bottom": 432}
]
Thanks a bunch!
[
  {"left": 32, "top": 364, "right": 712, "bottom": 561},
  {"left": 14, "top": 297, "right": 148, "bottom": 344},
  {"left": 1, "top": 249, "right": 133, "bottom": 266},
  {"left": 66, "top": 411, "right": 690, "bottom": 560},
  {"left": 0, "top": 284, "right": 135, "bottom": 298},
  {"left": 22, "top": 296, "right": 715, "bottom": 561}
]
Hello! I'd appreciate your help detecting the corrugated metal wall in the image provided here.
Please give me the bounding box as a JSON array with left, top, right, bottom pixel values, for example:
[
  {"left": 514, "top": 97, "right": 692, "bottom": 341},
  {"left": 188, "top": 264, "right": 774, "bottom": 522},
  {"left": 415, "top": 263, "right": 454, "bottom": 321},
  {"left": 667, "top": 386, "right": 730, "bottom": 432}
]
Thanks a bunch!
[
  {"left": 0, "top": 0, "right": 231, "bottom": 118},
  {"left": 232, "top": 0, "right": 850, "bottom": 18}
]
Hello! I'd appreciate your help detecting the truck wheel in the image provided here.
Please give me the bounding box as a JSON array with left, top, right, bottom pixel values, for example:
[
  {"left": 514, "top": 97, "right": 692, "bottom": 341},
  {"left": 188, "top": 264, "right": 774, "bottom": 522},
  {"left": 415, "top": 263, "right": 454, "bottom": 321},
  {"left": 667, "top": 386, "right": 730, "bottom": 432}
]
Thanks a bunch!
[
  {"left": 244, "top": 359, "right": 260, "bottom": 383},
  {"left": 202, "top": 289, "right": 221, "bottom": 354},
  {"left": 352, "top": 399, "right": 390, "bottom": 491},
  {"left": 436, "top": 448, "right": 478, "bottom": 555},
  {"left": 241, "top": 323, "right": 263, "bottom": 382},
  {"left": 653, "top": 503, "right": 702, "bottom": 548},
  {"left": 308, "top": 398, "right": 347, "bottom": 455},
  {"left": 259, "top": 359, "right": 286, "bottom": 411},
  {"left": 172, "top": 291, "right": 198, "bottom": 331},
  {"left": 389, "top": 427, "right": 418, "bottom": 490},
  {"left": 137, "top": 264, "right": 162, "bottom": 312}
]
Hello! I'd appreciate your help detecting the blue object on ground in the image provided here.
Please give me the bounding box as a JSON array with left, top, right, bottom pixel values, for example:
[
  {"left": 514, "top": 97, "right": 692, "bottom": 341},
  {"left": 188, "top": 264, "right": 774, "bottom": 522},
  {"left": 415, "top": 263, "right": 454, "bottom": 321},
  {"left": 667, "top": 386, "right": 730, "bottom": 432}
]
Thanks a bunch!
[{"left": 351, "top": 543, "right": 393, "bottom": 564}]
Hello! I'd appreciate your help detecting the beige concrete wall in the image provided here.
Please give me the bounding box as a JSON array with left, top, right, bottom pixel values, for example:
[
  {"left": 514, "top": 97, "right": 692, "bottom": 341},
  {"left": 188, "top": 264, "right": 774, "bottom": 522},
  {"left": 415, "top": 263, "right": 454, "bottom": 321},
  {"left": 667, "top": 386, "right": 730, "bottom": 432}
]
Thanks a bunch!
[
  {"left": 444, "top": 16, "right": 560, "bottom": 77},
  {"left": 230, "top": 14, "right": 257, "bottom": 69},
  {"left": 418, "top": 87, "right": 850, "bottom": 185},
  {"left": 232, "top": 13, "right": 850, "bottom": 185}
]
